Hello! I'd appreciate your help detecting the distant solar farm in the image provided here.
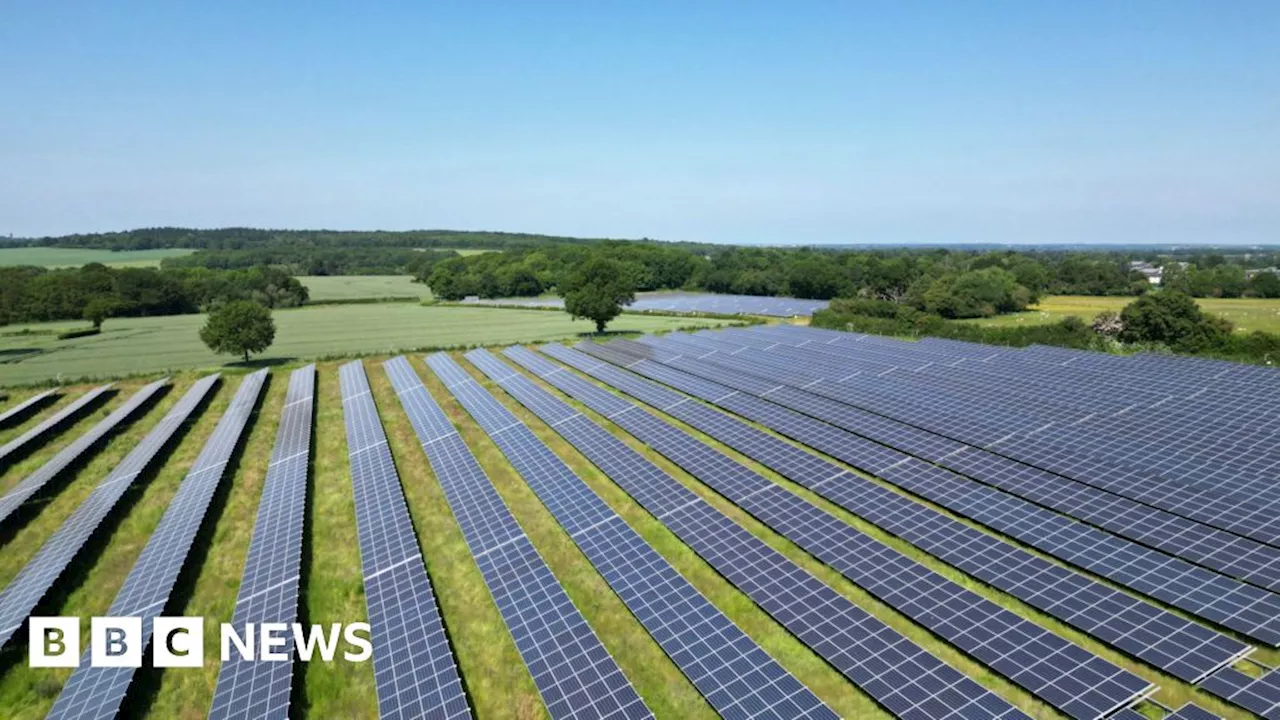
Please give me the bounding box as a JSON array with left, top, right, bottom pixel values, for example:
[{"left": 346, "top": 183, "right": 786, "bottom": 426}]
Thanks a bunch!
[
  {"left": 462, "top": 291, "right": 832, "bottom": 317},
  {"left": 0, "top": 326, "right": 1276, "bottom": 719}
]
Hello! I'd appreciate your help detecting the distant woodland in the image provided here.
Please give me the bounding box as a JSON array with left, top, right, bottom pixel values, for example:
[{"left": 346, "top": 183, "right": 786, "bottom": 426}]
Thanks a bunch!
[{"left": 2, "top": 228, "right": 1278, "bottom": 330}]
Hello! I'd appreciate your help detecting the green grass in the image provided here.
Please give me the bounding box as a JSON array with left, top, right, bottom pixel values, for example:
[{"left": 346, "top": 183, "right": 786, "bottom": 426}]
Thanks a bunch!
[
  {"left": 300, "top": 275, "right": 433, "bottom": 302},
  {"left": 0, "top": 248, "right": 195, "bottom": 268},
  {"left": 0, "top": 305, "right": 734, "bottom": 386},
  {"left": 960, "top": 294, "right": 1280, "bottom": 333}
]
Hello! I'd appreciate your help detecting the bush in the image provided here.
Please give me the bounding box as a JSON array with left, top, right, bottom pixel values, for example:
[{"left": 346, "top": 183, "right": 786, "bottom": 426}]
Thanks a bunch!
[{"left": 56, "top": 327, "right": 101, "bottom": 340}]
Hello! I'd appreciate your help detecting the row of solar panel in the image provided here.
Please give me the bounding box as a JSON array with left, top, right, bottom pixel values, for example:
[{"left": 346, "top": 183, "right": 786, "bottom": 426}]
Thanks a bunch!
[
  {"left": 746, "top": 325, "right": 1280, "bottom": 536},
  {"left": 601, "top": 334, "right": 1280, "bottom": 646},
  {"left": 570, "top": 328, "right": 1277, "bottom": 718},
  {"left": 0, "top": 349, "right": 1254, "bottom": 719}
]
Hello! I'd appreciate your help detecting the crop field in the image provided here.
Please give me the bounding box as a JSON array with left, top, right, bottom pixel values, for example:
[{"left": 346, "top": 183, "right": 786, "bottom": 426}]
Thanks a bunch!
[
  {"left": 0, "top": 326, "right": 1273, "bottom": 720},
  {"left": 300, "top": 275, "right": 433, "bottom": 301},
  {"left": 0, "top": 247, "right": 196, "bottom": 268},
  {"left": 961, "top": 295, "right": 1280, "bottom": 333},
  {"left": 0, "top": 305, "right": 734, "bottom": 386}
]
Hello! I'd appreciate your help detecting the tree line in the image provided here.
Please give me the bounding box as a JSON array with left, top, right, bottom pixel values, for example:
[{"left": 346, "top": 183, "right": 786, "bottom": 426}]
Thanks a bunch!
[
  {"left": 0, "top": 264, "right": 308, "bottom": 327},
  {"left": 161, "top": 246, "right": 459, "bottom": 276},
  {"left": 812, "top": 291, "right": 1280, "bottom": 365}
]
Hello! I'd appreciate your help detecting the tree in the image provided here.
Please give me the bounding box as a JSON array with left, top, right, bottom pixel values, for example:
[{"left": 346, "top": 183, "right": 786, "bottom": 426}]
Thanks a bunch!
[
  {"left": 82, "top": 297, "right": 118, "bottom": 329},
  {"left": 1250, "top": 271, "right": 1280, "bottom": 299},
  {"left": 199, "top": 300, "right": 276, "bottom": 363},
  {"left": 1119, "top": 290, "right": 1232, "bottom": 351},
  {"left": 560, "top": 257, "right": 636, "bottom": 333}
]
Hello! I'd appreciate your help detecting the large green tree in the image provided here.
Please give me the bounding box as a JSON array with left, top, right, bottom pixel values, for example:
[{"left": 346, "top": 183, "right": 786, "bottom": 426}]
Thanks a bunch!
[
  {"left": 199, "top": 300, "right": 276, "bottom": 363},
  {"left": 1119, "top": 290, "right": 1232, "bottom": 351},
  {"left": 560, "top": 257, "right": 636, "bottom": 333}
]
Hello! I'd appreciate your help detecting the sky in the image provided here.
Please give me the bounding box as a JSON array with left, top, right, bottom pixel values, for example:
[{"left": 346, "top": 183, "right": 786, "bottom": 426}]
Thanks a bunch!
[{"left": 1, "top": 1, "right": 1276, "bottom": 245}]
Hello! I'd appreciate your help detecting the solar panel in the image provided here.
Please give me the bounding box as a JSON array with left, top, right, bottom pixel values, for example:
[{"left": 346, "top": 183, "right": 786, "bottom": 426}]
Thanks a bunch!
[
  {"left": 337, "top": 360, "right": 470, "bottom": 720},
  {"left": 0, "top": 384, "right": 113, "bottom": 468},
  {"left": 536, "top": 344, "right": 1249, "bottom": 684},
  {"left": 209, "top": 365, "right": 316, "bottom": 720},
  {"left": 457, "top": 353, "right": 1032, "bottom": 720},
  {"left": 390, "top": 355, "right": 654, "bottom": 720},
  {"left": 588, "top": 339, "right": 1280, "bottom": 648},
  {"left": 1199, "top": 667, "right": 1280, "bottom": 719},
  {"left": 1167, "top": 703, "right": 1226, "bottom": 720},
  {"left": 697, "top": 329, "right": 1280, "bottom": 552},
  {"left": 47, "top": 370, "right": 267, "bottom": 720},
  {"left": 0, "top": 388, "right": 58, "bottom": 428},
  {"left": 0, "top": 373, "right": 219, "bottom": 650},
  {"left": 655, "top": 332, "right": 1280, "bottom": 597},
  {"left": 0, "top": 378, "right": 168, "bottom": 530},
  {"left": 504, "top": 348, "right": 1156, "bottom": 719},
  {"left": 448, "top": 350, "right": 838, "bottom": 719}
]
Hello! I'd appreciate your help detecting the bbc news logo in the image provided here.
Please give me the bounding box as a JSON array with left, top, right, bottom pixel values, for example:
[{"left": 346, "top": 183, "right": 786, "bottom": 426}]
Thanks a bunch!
[{"left": 29, "top": 617, "right": 372, "bottom": 668}]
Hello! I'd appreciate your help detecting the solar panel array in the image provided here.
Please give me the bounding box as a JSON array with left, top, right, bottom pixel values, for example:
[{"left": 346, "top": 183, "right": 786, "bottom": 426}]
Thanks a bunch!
[
  {"left": 453, "top": 350, "right": 840, "bottom": 719},
  {"left": 588, "top": 336, "right": 1280, "bottom": 648},
  {"left": 0, "top": 378, "right": 167, "bottom": 530},
  {"left": 1111, "top": 704, "right": 1222, "bottom": 720},
  {"left": 480, "top": 350, "right": 1037, "bottom": 720},
  {"left": 390, "top": 356, "right": 657, "bottom": 720},
  {"left": 0, "top": 373, "right": 219, "bottom": 649},
  {"left": 675, "top": 327, "right": 1280, "bottom": 594},
  {"left": 338, "top": 360, "right": 471, "bottom": 720},
  {"left": 538, "top": 344, "right": 1249, "bottom": 684},
  {"left": 48, "top": 370, "right": 267, "bottom": 720},
  {"left": 698, "top": 326, "right": 1280, "bottom": 569},
  {"left": 210, "top": 365, "right": 315, "bottom": 720},
  {"left": 0, "top": 388, "right": 58, "bottom": 428},
  {"left": 0, "top": 384, "right": 113, "bottom": 468},
  {"left": 462, "top": 292, "right": 830, "bottom": 317},
  {"left": 1200, "top": 668, "right": 1280, "bottom": 719},
  {"left": 505, "top": 347, "right": 1153, "bottom": 719}
]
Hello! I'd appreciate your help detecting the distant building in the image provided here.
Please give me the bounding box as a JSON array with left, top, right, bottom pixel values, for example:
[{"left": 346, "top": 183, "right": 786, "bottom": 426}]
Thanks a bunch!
[
  {"left": 1128, "top": 261, "right": 1163, "bottom": 285},
  {"left": 1246, "top": 267, "right": 1279, "bottom": 279}
]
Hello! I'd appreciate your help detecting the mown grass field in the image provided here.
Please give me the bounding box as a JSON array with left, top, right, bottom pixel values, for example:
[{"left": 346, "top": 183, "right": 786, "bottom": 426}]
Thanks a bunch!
[
  {"left": 300, "top": 275, "right": 433, "bottom": 301},
  {"left": 961, "top": 295, "right": 1280, "bottom": 333},
  {"left": 0, "top": 305, "right": 734, "bottom": 386},
  {"left": 0, "top": 349, "right": 1262, "bottom": 719},
  {"left": 0, "top": 248, "right": 195, "bottom": 268}
]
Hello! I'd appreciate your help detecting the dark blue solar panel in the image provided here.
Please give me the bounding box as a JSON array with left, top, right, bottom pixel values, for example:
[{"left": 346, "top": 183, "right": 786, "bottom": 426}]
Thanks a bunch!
[
  {"left": 456, "top": 350, "right": 838, "bottom": 719},
  {"left": 536, "top": 344, "right": 1249, "bottom": 684},
  {"left": 586, "top": 338, "right": 1280, "bottom": 648},
  {"left": 0, "top": 374, "right": 219, "bottom": 650},
  {"left": 0, "top": 378, "right": 167, "bottom": 530},
  {"left": 473, "top": 357, "right": 1033, "bottom": 720},
  {"left": 389, "top": 355, "right": 652, "bottom": 720},
  {"left": 1199, "top": 667, "right": 1280, "bottom": 718},
  {"left": 338, "top": 361, "right": 470, "bottom": 720},
  {"left": 495, "top": 348, "right": 1145, "bottom": 719},
  {"left": 0, "top": 384, "right": 113, "bottom": 468},
  {"left": 210, "top": 365, "right": 315, "bottom": 720},
  {"left": 49, "top": 370, "right": 267, "bottom": 720},
  {"left": 0, "top": 389, "right": 58, "bottom": 428}
]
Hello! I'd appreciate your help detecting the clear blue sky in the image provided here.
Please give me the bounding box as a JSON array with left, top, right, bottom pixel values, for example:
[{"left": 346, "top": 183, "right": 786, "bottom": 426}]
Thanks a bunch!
[{"left": 1, "top": 1, "right": 1276, "bottom": 245}]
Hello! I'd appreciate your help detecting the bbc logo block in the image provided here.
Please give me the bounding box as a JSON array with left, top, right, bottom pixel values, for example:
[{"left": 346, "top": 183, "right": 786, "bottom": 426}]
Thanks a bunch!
[
  {"left": 30, "top": 616, "right": 203, "bottom": 668},
  {"left": 28, "top": 616, "right": 370, "bottom": 668}
]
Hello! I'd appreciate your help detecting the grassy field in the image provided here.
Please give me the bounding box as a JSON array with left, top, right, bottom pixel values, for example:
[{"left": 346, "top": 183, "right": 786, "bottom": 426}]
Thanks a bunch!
[
  {"left": 300, "top": 275, "right": 432, "bottom": 301},
  {"left": 0, "top": 248, "right": 195, "bottom": 268},
  {"left": 962, "top": 295, "right": 1280, "bottom": 333},
  {"left": 0, "top": 350, "right": 1263, "bottom": 719},
  {"left": 0, "top": 305, "right": 734, "bottom": 386}
]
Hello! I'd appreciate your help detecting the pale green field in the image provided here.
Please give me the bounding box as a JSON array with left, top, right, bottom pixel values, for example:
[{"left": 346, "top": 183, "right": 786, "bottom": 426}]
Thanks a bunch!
[
  {"left": 0, "top": 247, "right": 195, "bottom": 268},
  {"left": 0, "top": 305, "right": 732, "bottom": 385},
  {"left": 300, "top": 275, "right": 433, "bottom": 301},
  {"left": 961, "top": 295, "right": 1280, "bottom": 333}
]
